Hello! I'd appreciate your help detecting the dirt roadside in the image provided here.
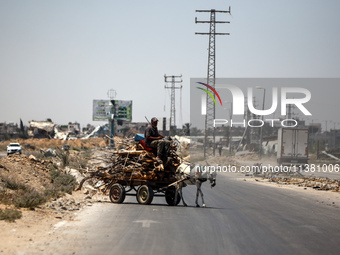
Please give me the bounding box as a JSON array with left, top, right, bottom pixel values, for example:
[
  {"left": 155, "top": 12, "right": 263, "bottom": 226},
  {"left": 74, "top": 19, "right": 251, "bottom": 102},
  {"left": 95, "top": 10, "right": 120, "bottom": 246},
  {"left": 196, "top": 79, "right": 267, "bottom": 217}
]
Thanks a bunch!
[
  {"left": 0, "top": 191, "right": 109, "bottom": 255},
  {"left": 0, "top": 138, "right": 109, "bottom": 254}
]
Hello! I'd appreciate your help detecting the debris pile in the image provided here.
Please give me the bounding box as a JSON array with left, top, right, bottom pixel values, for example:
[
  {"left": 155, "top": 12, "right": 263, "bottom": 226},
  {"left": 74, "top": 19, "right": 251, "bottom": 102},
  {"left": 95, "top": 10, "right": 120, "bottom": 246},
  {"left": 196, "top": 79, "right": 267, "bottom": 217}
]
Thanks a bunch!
[
  {"left": 269, "top": 176, "right": 340, "bottom": 191},
  {"left": 234, "top": 151, "right": 259, "bottom": 161},
  {"left": 46, "top": 195, "right": 90, "bottom": 212},
  {"left": 0, "top": 154, "right": 54, "bottom": 192}
]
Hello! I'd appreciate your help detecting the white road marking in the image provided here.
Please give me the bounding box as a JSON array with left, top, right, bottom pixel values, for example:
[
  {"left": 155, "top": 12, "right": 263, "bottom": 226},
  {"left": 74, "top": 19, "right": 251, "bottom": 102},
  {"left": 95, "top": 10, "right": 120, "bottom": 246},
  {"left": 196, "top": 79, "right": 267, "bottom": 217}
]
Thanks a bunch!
[{"left": 133, "top": 220, "right": 160, "bottom": 228}]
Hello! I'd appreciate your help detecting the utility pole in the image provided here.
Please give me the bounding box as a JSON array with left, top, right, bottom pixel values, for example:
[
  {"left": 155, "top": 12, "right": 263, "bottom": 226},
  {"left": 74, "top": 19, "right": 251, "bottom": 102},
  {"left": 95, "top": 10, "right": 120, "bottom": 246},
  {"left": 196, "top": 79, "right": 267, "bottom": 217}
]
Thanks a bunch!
[
  {"left": 195, "top": 7, "right": 231, "bottom": 158},
  {"left": 164, "top": 74, "right": 182, "bottom": 136},
  {"left": 108, "top": 89, "right": 117, "bottom": 148}
]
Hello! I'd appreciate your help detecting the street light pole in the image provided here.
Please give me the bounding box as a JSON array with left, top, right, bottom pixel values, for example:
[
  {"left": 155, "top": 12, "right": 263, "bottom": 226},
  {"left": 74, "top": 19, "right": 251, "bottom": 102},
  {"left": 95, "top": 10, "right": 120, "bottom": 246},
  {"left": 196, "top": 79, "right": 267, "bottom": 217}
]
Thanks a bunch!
[
  {"left": 256, "top": 87, "right": 266, "bottom": 157},
  {"left": 229, "top": 102, "right": 233, "bottom": 154},
  {"left": 224, "top": 101, "right": 233, "bottom": 154}
]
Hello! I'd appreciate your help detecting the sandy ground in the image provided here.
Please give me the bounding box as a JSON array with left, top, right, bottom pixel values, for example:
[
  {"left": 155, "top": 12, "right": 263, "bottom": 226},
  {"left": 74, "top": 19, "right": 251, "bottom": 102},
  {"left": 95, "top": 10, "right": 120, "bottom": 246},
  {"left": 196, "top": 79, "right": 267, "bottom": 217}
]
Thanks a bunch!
[{"left": 0, "top": 191, "right": 109, "bottom": 255}]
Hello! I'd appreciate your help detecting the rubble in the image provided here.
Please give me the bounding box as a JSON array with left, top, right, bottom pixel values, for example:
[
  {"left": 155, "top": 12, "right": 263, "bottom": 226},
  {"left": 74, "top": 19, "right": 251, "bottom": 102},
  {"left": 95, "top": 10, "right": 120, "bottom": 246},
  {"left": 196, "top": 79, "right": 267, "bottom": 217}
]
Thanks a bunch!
[
  {"left": 234, "top": 151, "right": 259, "bottom": 161},
  {"left": 45, "top": 194, "right": 89, "bottom": 212},
  {"left": 28, "top": 121, "right": 56, "bottom": 138},
  {"left": 0, "top": 154, "right": 54, "bottom": 192},
  {"left": 267, "top": 176, "right": 340, "bottom": 192},
  {"left": 65, "top": 167, "right": 84, "bottom": 184},
  {"left": 321, "top": 150, "right": 340, "bottom": 162},
  {"left": 43, "top": 148, "right": 57, "bottom": 157}
]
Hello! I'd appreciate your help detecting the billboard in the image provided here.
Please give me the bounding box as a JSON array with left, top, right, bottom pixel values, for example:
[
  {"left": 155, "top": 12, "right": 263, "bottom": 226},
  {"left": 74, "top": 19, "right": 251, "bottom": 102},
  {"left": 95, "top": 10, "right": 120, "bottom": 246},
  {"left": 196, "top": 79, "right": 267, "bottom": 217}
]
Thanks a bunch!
[
  {"left": 93, "top": 100, "right": 132, "bottom": 121},
  {"left": 93, "top": 100, "right": 111, "bottom": 121},
  {"left": 111, "top": 100, "right": 132, "bottom": 120}
]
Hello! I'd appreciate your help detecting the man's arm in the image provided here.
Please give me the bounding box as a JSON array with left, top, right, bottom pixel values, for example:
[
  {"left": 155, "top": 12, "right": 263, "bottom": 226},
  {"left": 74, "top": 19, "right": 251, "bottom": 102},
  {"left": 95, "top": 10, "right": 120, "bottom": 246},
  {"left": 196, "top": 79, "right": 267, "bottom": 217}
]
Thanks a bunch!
[
  {"left": 145, "top": 127, "right": 163, "bottom": 141},
  {"left": 145, "top": 135, "right": 163, "bottom": 141}
]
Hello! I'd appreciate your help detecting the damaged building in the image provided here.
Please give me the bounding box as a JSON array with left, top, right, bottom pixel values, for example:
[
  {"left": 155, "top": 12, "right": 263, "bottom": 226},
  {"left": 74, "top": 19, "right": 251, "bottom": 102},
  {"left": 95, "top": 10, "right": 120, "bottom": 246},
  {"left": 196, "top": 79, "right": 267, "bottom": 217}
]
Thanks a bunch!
[
  {"left": 28, "top": 121, "right": 56, "bottom": 138},
  {"left": 0, "top": 121, "right": 26, "bottom": 141}
]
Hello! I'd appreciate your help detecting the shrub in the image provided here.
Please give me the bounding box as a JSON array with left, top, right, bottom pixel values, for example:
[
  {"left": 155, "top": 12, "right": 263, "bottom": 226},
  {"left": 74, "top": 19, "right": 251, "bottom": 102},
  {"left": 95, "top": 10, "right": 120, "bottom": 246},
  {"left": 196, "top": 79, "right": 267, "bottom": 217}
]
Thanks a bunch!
[
  {"left": 49, "top": 164, "right": 59, "bottom": 171},
  {"left": 43, "top": 185, "right": 64, "bottom": 199},
  {"left": 68, "top": 156, "right": 88, "bottom": 169},
  {"left": 56, "top": 150, "right": 69, "bottom": 168},
  {"left": 1, "top": 177, "right": 28, "bottom": 191},
  {"left": 82, "top": 151, "right": 92, "bottom": 159},
  {"left": 13, "top": 189, "right": 47, "bottom": 209},
  {"left": 50, "top": 169, "right": 61, "bottom": 181},
  {"left": 50, "top": 169, "right": 76, "bottom": 195},
  {"left": 0, "top": 208, "right": 22, "bottom": 222},
  {"left": 0, "top": 190, "right": 15, "bottom": 205}
]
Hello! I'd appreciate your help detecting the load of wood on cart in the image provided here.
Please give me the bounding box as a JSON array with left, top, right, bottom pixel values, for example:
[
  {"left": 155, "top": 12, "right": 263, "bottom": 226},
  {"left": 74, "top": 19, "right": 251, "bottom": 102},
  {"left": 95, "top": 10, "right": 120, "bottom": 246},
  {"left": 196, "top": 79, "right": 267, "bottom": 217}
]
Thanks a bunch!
[{"left": 77, "top": 134, "right": 189, "bottom": 206}]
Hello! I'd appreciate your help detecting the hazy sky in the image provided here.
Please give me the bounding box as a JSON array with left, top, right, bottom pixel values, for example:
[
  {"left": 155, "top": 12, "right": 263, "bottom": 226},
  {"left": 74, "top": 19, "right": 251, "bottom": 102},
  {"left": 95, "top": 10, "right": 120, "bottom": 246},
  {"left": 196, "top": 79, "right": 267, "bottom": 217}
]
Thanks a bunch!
[{"left": 1, "top": 0, "right": 339, "bottom": 128}]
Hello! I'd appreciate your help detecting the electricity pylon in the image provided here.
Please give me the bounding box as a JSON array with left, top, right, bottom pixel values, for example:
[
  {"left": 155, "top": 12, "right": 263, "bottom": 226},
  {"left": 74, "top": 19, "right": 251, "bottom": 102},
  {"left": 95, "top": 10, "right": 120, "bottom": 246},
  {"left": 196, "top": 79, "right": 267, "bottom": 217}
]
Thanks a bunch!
[{"left": 195, "top": 7, "right": 231, "bottom": 158}]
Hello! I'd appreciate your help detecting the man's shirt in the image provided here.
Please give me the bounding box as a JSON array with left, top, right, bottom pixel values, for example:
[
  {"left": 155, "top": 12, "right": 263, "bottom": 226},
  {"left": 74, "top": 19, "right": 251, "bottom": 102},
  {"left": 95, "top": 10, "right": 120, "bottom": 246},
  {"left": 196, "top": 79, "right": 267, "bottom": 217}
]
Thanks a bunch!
[{"left": 144, "top": 125, "right": 160, "bottom": 147}]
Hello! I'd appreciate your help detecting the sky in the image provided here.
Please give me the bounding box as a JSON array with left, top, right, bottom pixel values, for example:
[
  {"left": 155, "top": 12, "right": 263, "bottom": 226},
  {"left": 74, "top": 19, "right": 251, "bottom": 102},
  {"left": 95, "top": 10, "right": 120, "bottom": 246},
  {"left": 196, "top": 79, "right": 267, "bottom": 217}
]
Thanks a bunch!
[{"left": 0, "top": 0, "right": 339, "bottom": 129}]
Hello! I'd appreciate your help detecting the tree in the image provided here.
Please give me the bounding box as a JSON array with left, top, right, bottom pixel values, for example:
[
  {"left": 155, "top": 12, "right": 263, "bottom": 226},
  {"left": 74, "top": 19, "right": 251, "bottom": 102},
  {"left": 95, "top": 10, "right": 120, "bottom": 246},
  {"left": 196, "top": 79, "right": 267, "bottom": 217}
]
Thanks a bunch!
[
  {"left": 190, "top": 127, "right": 203, "bottom": 136},
  {"left": 182, "top": 123, "right": 191, "bottom": 136}
]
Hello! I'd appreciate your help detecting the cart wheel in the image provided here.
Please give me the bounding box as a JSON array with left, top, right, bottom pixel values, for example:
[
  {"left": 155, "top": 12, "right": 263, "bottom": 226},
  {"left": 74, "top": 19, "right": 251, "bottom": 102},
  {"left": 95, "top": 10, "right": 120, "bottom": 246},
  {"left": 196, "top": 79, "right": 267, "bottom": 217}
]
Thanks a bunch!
[
  {"left": 165, "top": 186, "right": 181, "bottom": 206},
  {"left": 109, "top": 183, "right": 126, "bottom": 203},
  {"left": 136, "top": 185, "right": 154, "bottom": 205}
]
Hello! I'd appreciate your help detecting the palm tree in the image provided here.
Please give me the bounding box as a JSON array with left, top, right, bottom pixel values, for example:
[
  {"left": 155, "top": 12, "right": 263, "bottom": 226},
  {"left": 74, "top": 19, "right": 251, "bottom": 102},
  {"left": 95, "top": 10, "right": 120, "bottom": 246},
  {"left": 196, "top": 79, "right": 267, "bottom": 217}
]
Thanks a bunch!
[{"left": 182, "top": 123, "right": 191, "bottom": 136}]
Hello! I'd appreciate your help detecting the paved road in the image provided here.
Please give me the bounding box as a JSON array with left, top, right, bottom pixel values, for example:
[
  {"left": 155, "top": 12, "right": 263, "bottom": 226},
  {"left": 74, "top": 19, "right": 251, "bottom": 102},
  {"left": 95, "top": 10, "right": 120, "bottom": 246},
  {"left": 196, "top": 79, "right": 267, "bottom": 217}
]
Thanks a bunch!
[{"left": 45, "top": 172, "right": 340, "bottom": 255}]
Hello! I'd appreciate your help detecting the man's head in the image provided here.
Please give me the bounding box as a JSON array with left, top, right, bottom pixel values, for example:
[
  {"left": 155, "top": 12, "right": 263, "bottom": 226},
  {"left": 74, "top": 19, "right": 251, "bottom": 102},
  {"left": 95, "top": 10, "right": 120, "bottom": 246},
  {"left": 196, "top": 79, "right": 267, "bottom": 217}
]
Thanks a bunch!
[{"left": 151, "top": 117, "right": 158, "bottom": 127}]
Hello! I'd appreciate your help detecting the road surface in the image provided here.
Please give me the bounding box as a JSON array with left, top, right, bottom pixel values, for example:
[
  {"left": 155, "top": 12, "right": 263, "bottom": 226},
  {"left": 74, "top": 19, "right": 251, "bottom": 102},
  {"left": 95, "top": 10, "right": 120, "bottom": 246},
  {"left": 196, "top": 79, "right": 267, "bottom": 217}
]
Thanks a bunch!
[{"left": 42, "top": 172, "right": 340, "bottom": 255}]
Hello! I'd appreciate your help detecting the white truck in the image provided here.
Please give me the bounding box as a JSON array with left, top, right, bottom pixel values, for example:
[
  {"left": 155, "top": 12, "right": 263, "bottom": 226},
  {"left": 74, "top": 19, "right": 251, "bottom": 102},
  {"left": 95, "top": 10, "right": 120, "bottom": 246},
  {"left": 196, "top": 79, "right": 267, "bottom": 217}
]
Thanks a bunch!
[{"left": 277, "top": 128, "right": 309, "bottom": 167}]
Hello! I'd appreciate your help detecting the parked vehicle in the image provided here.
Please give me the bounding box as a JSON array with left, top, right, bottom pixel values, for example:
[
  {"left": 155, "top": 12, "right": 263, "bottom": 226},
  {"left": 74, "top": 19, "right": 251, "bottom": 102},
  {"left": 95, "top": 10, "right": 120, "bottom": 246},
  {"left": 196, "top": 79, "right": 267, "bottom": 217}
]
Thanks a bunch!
[
  {"left": 62, "top": 144, "right": 70, "bottom": 151},
  {"left": 7, "top": 143, "right": 22, "bottom": 156},
  {"left": 277, "top": 128, "right": 309, "bottom": 168}
]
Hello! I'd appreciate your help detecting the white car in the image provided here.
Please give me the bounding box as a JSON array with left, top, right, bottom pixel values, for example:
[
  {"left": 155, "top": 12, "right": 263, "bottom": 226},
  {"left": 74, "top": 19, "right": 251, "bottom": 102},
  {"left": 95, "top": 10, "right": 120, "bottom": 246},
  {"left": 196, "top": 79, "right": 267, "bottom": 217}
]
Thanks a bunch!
[{"left": 7, "top": 143, "right": 22, "bottom": 156}]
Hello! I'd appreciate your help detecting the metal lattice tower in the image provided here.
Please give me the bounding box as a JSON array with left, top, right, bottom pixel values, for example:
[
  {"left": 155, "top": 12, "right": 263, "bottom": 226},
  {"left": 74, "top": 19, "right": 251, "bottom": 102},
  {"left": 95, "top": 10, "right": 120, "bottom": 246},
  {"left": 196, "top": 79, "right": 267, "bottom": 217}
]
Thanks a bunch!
[
  {"left": 196, "top": 7, "right": 231, "bottom": 157},
  {"left": 164, "top": 74, "right": 183, "bottom": 136}
]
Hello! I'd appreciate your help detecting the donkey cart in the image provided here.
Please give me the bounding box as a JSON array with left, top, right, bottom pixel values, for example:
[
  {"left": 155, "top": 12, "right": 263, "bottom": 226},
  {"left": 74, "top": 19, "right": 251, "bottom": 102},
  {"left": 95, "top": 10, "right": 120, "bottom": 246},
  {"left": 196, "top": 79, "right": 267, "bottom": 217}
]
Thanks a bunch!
[{"left": 109, "top": 177, "right": 187, "bottom": 206}]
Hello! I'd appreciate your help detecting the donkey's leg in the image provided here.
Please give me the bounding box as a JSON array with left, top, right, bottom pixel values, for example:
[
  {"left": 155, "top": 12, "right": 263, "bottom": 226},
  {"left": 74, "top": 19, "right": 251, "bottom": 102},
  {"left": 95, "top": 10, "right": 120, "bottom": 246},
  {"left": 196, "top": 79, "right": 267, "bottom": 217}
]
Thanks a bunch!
[
  {"left": 174, "top": 183, "right": 179, "bottom": 205},
  {"left": 178, "top": 183, "right": 187, "bottom": 207},
  {"left": 199, "top": 185, "right": 206, "bottom": 208},
  {"left": 195, "top": 181, "right": 201, "bottom": 207}
]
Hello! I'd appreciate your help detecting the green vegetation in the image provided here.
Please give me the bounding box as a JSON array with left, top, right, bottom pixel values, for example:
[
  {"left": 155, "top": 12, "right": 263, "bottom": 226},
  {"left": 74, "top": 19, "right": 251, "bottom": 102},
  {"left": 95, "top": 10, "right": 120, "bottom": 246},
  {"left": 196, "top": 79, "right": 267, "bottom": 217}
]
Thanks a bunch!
[
  {"left": 13, "top": 189, "right": 47, "bottom": 209},
  {"left": 50, "top": 169, "right": 76, "bottom": 195},
  {"left": 0, "top": 169, "right": 76, "bottom": 211},
  {"left": 2, "top": 177, "right": 28, "bottom": 191},
  {"left": 0, "top": 208, "right": 22, "bottom": 222},
  {"left": 0, "top": 139, "right": 93, "bottom": 222}
]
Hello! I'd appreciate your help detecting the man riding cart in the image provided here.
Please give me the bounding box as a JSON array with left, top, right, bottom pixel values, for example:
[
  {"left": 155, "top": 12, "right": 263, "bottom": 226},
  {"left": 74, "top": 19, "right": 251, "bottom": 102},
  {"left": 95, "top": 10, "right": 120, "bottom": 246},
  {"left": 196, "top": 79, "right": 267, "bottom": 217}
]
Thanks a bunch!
[{"left": 144, "top": 117, "right": 171, "bottom": 165}]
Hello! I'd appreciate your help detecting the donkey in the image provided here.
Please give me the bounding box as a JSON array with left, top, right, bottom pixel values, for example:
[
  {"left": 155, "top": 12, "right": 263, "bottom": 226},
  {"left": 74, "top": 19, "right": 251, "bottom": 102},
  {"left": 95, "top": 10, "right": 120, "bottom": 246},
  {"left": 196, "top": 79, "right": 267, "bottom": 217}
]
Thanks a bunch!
[{"left": 175, "top": 162, "right": 217, "bottom": 207}]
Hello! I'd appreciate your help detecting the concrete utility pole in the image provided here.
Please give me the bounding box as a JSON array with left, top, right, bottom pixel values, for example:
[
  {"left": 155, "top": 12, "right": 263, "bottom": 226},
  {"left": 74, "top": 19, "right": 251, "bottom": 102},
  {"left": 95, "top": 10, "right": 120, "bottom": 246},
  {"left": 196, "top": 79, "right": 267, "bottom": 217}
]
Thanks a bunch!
[
  {"left": 256, "top": 87, "right": 266, "bottom": 157},
  {"left": 108, "top": 89, "right": 117, "bottom": 148},
  {"left": 164, "top": 75, "right": 182, "bottom": 136},
  {"left": 195, "top": 7, "right": 231, "bottom": 158}
]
